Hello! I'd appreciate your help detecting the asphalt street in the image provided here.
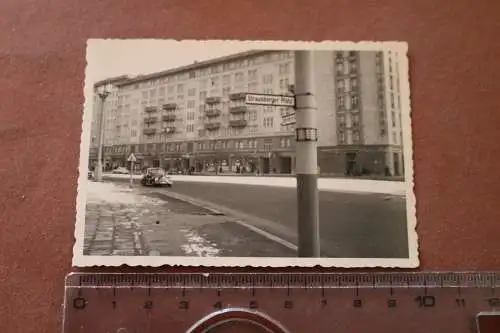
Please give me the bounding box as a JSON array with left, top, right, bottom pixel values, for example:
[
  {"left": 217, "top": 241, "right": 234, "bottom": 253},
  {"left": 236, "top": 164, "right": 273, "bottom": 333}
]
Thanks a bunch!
[
  {"left": 163, "top": 181, "right": 409, "bottom": 258},
  {"left": 84, "top": 181, "right": 295, "bottom": 257}
]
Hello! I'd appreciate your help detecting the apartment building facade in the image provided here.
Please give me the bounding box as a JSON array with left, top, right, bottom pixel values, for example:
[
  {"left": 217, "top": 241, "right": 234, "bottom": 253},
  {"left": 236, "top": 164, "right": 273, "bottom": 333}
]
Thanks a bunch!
[{"left": 89, "top": 49, "right": 405, "bottom": 177}]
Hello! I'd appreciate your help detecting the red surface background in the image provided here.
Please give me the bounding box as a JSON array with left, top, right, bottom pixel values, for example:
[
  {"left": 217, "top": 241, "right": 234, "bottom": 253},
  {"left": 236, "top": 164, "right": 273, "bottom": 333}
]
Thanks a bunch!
[{"left": 0, "top": 1, "right": 499, "bottom": 332}]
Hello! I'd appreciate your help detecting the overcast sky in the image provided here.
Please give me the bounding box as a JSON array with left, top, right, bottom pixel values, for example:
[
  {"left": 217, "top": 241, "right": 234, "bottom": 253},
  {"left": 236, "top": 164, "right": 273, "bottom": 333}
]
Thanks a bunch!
[
  {"left": 85, "top": 40, "right": 406, "bottom": 85},
  {"left": 86, "top": 40, "right": 256, "bottom": 83}
]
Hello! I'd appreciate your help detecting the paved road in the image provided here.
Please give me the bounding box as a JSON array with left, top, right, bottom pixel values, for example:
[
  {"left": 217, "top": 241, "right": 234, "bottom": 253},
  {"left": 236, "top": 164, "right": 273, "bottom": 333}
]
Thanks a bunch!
[
  {"left": 84, "top": 181, "right": 295, "bottom": 258},
  {"left": 163, "top": 182, "right": 409, "bottom": 258}
]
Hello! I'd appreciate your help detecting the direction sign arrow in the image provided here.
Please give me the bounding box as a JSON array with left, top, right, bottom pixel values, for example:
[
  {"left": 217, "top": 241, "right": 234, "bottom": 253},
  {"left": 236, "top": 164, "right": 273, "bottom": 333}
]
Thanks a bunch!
[
  {"left": 245, "top": 93, "right": 295, "bottom": 107},
  {"left": 127, "top": 153, "right": 137, "bottom": 162}
]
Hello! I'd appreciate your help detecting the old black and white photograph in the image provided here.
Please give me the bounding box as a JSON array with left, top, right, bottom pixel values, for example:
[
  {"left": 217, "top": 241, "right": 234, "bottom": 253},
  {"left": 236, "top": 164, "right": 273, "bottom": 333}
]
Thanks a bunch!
[{"left": 73, "top": 39, "right": 416, "bottom": 267}]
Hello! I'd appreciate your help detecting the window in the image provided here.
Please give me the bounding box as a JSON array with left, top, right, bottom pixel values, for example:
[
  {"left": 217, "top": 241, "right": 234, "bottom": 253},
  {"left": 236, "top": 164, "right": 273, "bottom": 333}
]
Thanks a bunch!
[
  {"left": 280, "top": 78, "right": 290, "bottom": 90},
  {"left": 337, "top": 80, "right": 344, "bottom": 92},
  {"left": 149, "top": 89, "right": 156, "bottom": 99},
  {"left": 222, "top": 87, "right": 230, "bottom": 97},
  {"left": 142, "top": 91, "right": 148, "bottom": 99},
  {"left": 235, "top": 72, "right": 244, "bottom": 83},
  {"left": 338, "top": 131, "right": 346, "bottom": 144},
  {"left": 159, "top": 87, "right": 166, "bottom": 96},
  {"left": 189, "top": 71, "right": 196, "bottom": 79},
  {"left": 199, "top": 91, "right": 207, "bottom": 100},
  {"left": 351, "top": 95, "right": 359, "bottom": 108},
  {"left": 188, "top": 88, "right": 196, "bottom": 97},
  {"left": 263, "top": 74, "right": 273, "bottom": 84},
  {"left": 336, "top": 63, "right": 344, "bottom": 73},
  {"left": 337, "top": 95, "right": 345, "bottom": 107},
  {"left": 352, "top": 131, "right": 360, "bottom": 143},
  {"left": 279, "top": 63, "right": 291, "bottom": 75},
  {"left": 263, "top": 117, "right": 274, "bottom": 128},
  {"left": 223, "top": 75, "right": 230, "bottom": 85},
  {"left": 210, "top": 77, "right": 219, "bottom": 87},
  {"left": 349, "top": 60, "right": 357, "bottom": 73},
  {"left": 352, "top": 114, "right": 360, "bottom": 129},
  {"left": 177, "top": 84, "right": 184, "bottom": 93},
  {"left": 248, "top": 69, "right": 257, "bottom": 81},
  {"left": 244, "top": 82, "right": 256, "bottom": 93},
  {"left": 351, "top": 78, "right": 357, "bottom": 89},
  {"left": 167, "top": 86, "right": 174, "bottom": 94},
  {"left": 187, "top": 100, "right": 196, "bottom": 109}
]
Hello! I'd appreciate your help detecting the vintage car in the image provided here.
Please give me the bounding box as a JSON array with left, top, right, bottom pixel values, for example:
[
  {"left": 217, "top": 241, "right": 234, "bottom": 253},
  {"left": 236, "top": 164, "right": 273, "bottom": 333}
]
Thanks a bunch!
[
  {"left": 111, "top": 167, "right": 130, "bottom": 174},
  {"left": 140, "top": 168, "right": 173, "bottom": 187}
]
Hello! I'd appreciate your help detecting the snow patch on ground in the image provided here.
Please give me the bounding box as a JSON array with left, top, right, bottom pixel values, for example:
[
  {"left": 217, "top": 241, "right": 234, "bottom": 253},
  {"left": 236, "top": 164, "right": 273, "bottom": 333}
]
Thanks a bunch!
[
  {"left": 180, "top": 229, "right": 221, "bottom": 257},
  {"left": 86, "top": 181, "right": 164, "bottom": 206}
]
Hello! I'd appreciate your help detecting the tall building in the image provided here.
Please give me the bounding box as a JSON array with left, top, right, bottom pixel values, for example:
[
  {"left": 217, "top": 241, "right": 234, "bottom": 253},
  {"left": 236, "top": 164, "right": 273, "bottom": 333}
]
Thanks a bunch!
[
  {"left": 89, "top": 75, "right": 129, "bottom": 169},
  {"left": 89, "top": 50, "right": 404, "bottom": 177}
]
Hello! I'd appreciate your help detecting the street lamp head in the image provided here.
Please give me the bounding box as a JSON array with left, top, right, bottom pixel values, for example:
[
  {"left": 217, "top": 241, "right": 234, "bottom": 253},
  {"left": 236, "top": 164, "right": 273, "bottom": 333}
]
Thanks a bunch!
[
  {"left": 98, "top": 89, "right": 110, "bottom": 100},
  {"left": 97, "top": 83, "right": 111, "bottom": 100}
]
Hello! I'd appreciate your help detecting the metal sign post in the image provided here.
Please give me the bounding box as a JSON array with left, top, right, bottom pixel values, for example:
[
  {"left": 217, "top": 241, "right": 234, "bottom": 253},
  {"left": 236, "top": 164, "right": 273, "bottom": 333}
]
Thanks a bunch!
[
  {"left": 127, "top": 153, "right": 137, "bottom": 187},
  {"left": 241, "top": 81, "right": 319, "bottom": 257},
  {"left": 293, "top": 50, "right": 320, "bottom": 258}
]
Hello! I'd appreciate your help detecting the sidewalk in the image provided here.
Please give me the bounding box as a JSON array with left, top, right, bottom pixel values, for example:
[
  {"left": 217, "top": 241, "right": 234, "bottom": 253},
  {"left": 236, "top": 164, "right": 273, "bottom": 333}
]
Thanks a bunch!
[
  {"left": 102, "top": 173, "right": 408, "bottom": 196},
  {"left": 83, "top": 181, "right": 295, "bottom": 257}
]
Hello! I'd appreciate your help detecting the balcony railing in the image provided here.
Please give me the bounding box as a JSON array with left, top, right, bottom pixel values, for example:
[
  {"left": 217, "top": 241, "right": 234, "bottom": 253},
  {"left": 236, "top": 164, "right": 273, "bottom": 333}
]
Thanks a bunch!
[
  {"left": 205, "top": 109, "right": 221, "bottom": 117},
  {"left": 229, "top": 105, "right": 248, "bottom": 114},
  {"left": 229, "top": 119, "right": 248, "bottom": 127},
  {"left": 204, "top": 122, "right": 221, "bottom": 130},
  {"left": 162, "top": 114, "right": 176, "bottom": 122},
  {"left": 228, "top": 92, "right": 247, "bottom": 101},
  {"left": 162, "top": 103, "right": 177, "bottom": 110},
  {"left": 144, "top": 116, "right": 157, "bottom": 124},
  {"left": 162, "top": 126, "right": 176, "bottom": 134},
  {"left": 144, "top": 106, "right": 157, "bottom": 113},
  {"left": 143, "top": 128, "right": 157, "bottom": 135},
  {"left": 205, "top": 96, "right": 222, "bottom": 104}
]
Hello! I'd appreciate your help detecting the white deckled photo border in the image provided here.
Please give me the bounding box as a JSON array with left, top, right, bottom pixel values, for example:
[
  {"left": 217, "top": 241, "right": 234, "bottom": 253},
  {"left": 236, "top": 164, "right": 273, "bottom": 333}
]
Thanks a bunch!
[{"left": 73, "top": 39, "right": 417, "bottom": 268}]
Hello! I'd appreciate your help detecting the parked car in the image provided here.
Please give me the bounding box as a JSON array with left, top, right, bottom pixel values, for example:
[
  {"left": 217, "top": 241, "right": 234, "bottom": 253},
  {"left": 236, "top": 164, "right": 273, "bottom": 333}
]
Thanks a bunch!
[
  {"left": 112, "top": 167, "right": 129, "bottom": 174},
  {"left": 87, "top": 170, "right": 93, "bottom": 179},
  {"left": 140, "top": 168, "right": 173, "bottom": 187}
]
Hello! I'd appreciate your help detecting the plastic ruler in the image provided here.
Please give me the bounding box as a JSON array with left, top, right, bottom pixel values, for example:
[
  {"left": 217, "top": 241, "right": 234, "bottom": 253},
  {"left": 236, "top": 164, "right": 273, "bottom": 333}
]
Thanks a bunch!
[{"left": 62, "top": 272, "right": 500, "bottom": 333}]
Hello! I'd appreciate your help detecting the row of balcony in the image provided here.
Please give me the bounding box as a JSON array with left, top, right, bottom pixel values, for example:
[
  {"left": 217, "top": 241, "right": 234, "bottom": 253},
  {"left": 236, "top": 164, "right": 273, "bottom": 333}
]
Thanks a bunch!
[
  {"left": 204, "top": 120, "right": 247, "bottom": 130},
  {"left": 142, "top": 120, "right": 248, "bottom": 136},
  {"left": 144, "top": 106, "right": 248, "bottom": 124},
  {"left": 143, "top": 93, "right": 248, "bottom": 113},
  {"left": 205, "top": 105, "right": 248, "bottom": 116},
  {"left": 145, "top": 103, "right": 178, "bottom": 113},
  {"left": 144, "top": 115, "right": 177, "bottom": 124},
  {"left": 143, "top": 127, "right": 176, "bottom": 135}
]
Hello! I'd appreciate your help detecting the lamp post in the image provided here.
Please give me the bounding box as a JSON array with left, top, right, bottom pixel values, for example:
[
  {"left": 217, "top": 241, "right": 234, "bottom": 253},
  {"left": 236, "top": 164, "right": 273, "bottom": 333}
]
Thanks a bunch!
[{"left": 95, "top": 84, "right": 110, "bottom": 182}]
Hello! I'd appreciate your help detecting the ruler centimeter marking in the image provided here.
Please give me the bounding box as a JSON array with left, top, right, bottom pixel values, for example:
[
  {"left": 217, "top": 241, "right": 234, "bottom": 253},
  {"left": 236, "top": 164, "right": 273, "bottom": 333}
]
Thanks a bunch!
[{"left": 63, "top": 272, "right": 500, "bottom": 333}]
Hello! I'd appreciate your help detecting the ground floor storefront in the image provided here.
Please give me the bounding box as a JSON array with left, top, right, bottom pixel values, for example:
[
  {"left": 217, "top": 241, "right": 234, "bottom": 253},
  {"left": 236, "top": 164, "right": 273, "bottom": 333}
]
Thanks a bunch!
[
  {"left": 318, "top": 145, "right": 405, "bottom": 178},
  {"left": 88, "top": 144, "right": 405, "bottom": 178}
]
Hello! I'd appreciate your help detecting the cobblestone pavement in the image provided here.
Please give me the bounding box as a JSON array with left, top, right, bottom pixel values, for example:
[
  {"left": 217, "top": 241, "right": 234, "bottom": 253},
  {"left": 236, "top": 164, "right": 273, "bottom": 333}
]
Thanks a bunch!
[{"left": 83, "top": 181, "right": 295, "bottom": 257}]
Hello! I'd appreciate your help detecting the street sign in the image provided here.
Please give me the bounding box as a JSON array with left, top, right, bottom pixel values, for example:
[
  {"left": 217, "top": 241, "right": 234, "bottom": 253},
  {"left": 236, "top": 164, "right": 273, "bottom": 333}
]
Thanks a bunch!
[
  {"left": 127, "top": 153, "right": 137, "bottom": 162},
  {"left": 280, "top": 110, "right": 296, "bottom": 126},
  {"left": 245, "top": 93, "right": 295, "bottom": 107},
  {"left": 63, "top": 272, "right": 500, "bottom": 333}
]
